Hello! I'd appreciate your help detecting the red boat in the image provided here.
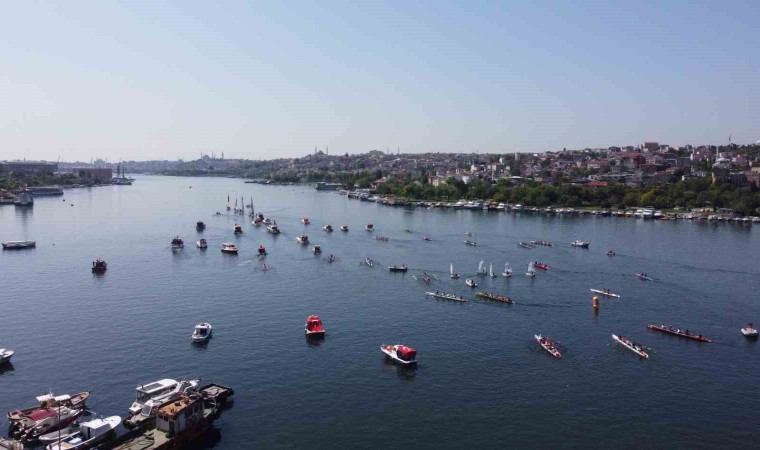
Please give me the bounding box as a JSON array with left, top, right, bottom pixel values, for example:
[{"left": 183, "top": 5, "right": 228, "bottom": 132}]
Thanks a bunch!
[
  {"left": 647, "top": 324, "right": 712, "bottom": 343},
  {"left": 305, "top": 315, "right": 325, "bottom": 336},
  {"left": 533, "top": 262, "right": 550, "bottom": 271},
  {"left": 380, "top": 344, "right": 417, "bottom": 365}
]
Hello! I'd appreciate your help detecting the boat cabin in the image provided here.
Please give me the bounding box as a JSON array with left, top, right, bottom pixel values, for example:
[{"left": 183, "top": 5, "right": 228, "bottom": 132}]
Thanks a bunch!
[
  {"left": 305, "top": 316, "right": 324, "bottom": 334},
  {"left": 395, "top": 345, "right": 416, "bottom": 362},
  {"left": 132, "top": 379, "right": 178, "bottom": 411},
  {"left": 156, "top": 395, "right": 204, "bottom": 438}
]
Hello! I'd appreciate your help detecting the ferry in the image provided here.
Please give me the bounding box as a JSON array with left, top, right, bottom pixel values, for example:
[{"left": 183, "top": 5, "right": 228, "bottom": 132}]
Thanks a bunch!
[
  {"left": 475, "top": 292, "right": 514, "bottom": 304},
  {"left": 221, "top": 243, "right": 238, "bottom": 254},
  {"left": 612, "top": 334, "right": 649, "bottom": 358},
  {"left": 380, "top": 344, "right": 417, "bottom": 366},
  {"left": 305, "top": 315, "right": 325, "bottom": 337},
  {"left": 425, "top": 291, "right": 468, "bottom": 302},
  {"left": 647, "top": 324, "right": 711, "bottom": 342},
  {"left": 535, "top": 335, "right": 561, "bottom": 358}
]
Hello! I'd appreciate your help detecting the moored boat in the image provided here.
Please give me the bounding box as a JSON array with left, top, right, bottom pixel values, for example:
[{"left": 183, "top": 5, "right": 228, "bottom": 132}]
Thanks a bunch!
[
  {"left": 8, "top": 392, "right": 90, "bottom": 423},
  {"left": 221, "top": 243, "right": 238, "bottom": 254},
  {"left": 191, "top": 323, "right": 213, "bottom": 343},
  {"left": 590, "top": 289, "right": 620, "bottom": 298},
  {"left": 45, "top": 416, "right": 121, "bottom": 450},
  {"left": 91, "top": 259, "right": 107, "bottom": 273},
  {"left": 647, "top": 324, "right": 711, "bottom": 342},
  {"left": 612, "top": 334, "right": 649, "bottom": 358},
  {"left": 196, "top": 239, "right": 207, "bottom": 249},
  {"left": 475, "top": 292, "right": 514, "bottom": 304},
  {"left": 38, "top": 423, "right": 81, "bottom": 445},
  {"left": 535, "top": 334, "right": 561, "bottom": 358},
  {"left": 465, "top": 278, "right": 477, "bottom": 288},
  {"left": 388, "top": 264, "right": 407, "bottom": 272},
  {"left": 125, "top": 379, "right": 199, "bottom": 429},
  {"left": 12, "top": 407, "right": 84, "bottom": 441},
  {"left": 425, "top": 291, "right": 468, "bottom": 302},
  {"left": 2, "top": 241, "right": 36, "bottom": 250},
  {"left": 380, "top": 344, "right": 417, "bottom": 366},
  {"left": 305, "top": 315, "right": 325, "bottom": 336}
]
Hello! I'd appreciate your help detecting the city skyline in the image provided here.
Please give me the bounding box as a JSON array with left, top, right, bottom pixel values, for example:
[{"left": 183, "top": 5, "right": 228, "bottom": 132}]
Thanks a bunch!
[{"left": 2, "top": 1, "right": 759, "bottom": 161}]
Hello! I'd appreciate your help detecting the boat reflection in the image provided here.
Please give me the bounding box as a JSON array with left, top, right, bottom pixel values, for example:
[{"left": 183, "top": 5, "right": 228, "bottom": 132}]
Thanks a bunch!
[
  {"left": 382, "top": 357, "right": 416, "bottom": 379},
  {"left": 0, "top": 362, "right": 14, "bottom": 376}
]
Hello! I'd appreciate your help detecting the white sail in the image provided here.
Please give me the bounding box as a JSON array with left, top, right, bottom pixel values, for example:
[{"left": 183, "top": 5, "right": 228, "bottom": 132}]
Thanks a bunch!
[
  {"left": 489, "top": 263, "right": 494, "bottom": 277},
  {"left": 450, "top": 263, "right": 454, "bottom": 275},
  {"left": 527, "top": 262, "right": 535, "bottom": 275},
  {"left": 478, "top": 260, "right": 486, "bottom": 274},
  {"left": 504, "top": 262, "right": 512, "bottom": 274}
]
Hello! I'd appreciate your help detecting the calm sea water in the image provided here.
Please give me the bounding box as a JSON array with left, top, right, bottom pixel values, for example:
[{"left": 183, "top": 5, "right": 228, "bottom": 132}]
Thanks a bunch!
[{"left": 1, "top": 176, "right": 758, "bottom": 449}]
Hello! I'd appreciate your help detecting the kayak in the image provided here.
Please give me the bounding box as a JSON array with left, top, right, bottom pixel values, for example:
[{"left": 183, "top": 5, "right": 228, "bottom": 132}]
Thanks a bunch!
[
  {"left": 590, "top": 289, "right": 621, "bottom": 298},
  {"left": 612, "top": 334, "right": 649, "bottom": 358},
  {"left": 425, "top": 292, "right": 468, "bottom": 302},
  {"left": 647, "top": 325, "right": 712, "bottom": 342},
  {"left": 535, "top": 335, "right": 561, "bottom": 358}
]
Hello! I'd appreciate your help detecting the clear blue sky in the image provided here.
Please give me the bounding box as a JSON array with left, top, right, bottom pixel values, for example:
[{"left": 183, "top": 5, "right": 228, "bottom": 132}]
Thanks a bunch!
[{"left": 1, "top": 0, "right": 758, "bottom": 161}]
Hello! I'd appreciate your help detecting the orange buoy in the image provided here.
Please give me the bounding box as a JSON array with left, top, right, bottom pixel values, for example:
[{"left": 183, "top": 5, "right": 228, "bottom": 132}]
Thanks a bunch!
[{"left": 592, "top": 296, "right": 599, "bottom": 308}]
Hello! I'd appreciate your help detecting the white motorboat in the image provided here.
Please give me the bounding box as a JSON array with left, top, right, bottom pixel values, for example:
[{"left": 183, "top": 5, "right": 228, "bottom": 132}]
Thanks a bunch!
[
  {"left": 570, "top": 240, "right": 589, "bottom": 248},
  {"left": 221, "top": 243, "right": 238, "bottom": 254},
  {"left": 465, "top": 278, "right": 477, "bottom": 288},
  {"left": 45, "top": 416, "right": 121, "bottom": 450},
  {"left": 196, "top": 239, "right": 207, "bottom": 249},
  {"left": 296, "top": 235, "right": 309, "bottom": 245},
  {"left": 742, "top": 323, "right": 758, "bottom": 339},
  {"left": 233, "top": 224, "right": 243, "bottom": 234},
  {"left": 266, "top": 223, "right": 280, "bottom": 234},
  {"left": 0, "top": 348, "right": 15, "bottom": 365},
  {"left": 191, "top": 323, "right": 212, "bottom": 343},
  {"left": 125, "top": 379, "right": 199, "bottom": 429},
  {"left": 502, "top": 262, "right": 512, "bottom": 278},
  {"left": 590, "top": 289, "right": 621, "bottom": 298},
  {"left": 380, "top": 344, "right": 417, "bottom": 366},
  {"left": 128, "top": 379, "right": 178, "bottom": 416},
  {"left": 2, "top": 241, "right": 36, "bottom": 250},
  {"left": 38, "top": 423, "right": 81, "bottom": 445},
  {"left": 323, "top": 224, "right": 333, "bottom": 232}
]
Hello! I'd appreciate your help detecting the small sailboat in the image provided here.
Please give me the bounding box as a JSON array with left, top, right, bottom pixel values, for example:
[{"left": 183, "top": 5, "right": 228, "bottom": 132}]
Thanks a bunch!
[
  {"left": 526, "top": 262, "right": 536, "bottom": 277},
  {"left": 488, "top": 263, "right": 496, "bottom": 278},
  {"left": 502, "top": 262, "right": 512, "bottom": 278},
  {"left": 450, "top": 263, "right": 460, "bottom": 279},
  {"left": 477, "top": 260, "right": 487, "bottom": 276}
]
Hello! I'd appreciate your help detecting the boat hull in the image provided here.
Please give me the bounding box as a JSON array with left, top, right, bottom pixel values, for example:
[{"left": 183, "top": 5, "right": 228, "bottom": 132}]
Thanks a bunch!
[{"left": 647, "top": 325, "right": 711, "bottom": 342}]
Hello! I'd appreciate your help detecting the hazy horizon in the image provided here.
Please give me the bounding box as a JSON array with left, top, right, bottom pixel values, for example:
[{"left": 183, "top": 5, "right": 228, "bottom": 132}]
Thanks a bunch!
[{"left": 2, "top": 1, "right": 758, "bottom": 162}]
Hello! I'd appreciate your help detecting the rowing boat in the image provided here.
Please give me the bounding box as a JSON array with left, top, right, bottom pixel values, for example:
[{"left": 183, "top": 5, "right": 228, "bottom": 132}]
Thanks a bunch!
[
  {"left": 535, "top": 334, "right": 561, "bottom": 358},
  {"left": 519, "top": 242, "right": 534, "bottom": 249},
  {"left": 475, "top": 292, "right": 514, "bottom": 304},
  {"left": 612, "top": 334, "right": 649, "bottom": 358},
  {"left": 636, "top": 273, "right": 653, "bottom": 281},
  {"left": 533, "top": 262, "right": 550, "bottom": 271},
  {"left": 464, "top": 240, "right": 477, "bottom": 246},
  {"left": 647, "top": 325, "right": 712, "bottom": 342},
  {"left": 590, "top": 289, "right": 621, "bottom": 298},
  {"left": 425, "top": 292, "right": 468, "bottom": 302}
]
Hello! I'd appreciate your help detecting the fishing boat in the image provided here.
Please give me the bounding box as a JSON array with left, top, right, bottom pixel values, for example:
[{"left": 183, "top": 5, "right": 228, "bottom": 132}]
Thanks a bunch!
[
  {"left": 45, "top": 416, "right": 121, "bottom": 450},
  {"left": 388, "top": 264, "right": 408, "bottom": 273},
  {"left": 426, "top": 291, "right": 468, "bottom": 302},
  {"left": 196, "top": 221, "right": 206, "bottom": 231},
  {"left": 502, "top": 262, "right": 512, "bottom": 278},
  {"left": 741, "top": 323, "right": 758, "bottom": 339},
  {"left": 257, "top": 245, "right": 267, "bottom": 256},
  {"left": 191, "top": 323, "right": 212, "bottom": 343},
  {"left": 526, "top": 262, "right": 536, "bottom": 277},
  {"left": 2, "top": 240, "right": 36, "bottom": 250},
  {"left": 380, "top": 344, "right": 417, "bottom": 366},
  {"left": 233, "top": 224, "right": 243, "bottom": 234},
  {"left": 636, "top": 273, "right": 653, "bottom": 281},
  {"left": 606, "top": 250, "right": 616, "bottom": 257},
  {"left": 571, "top": 240, "right": 590, "bottom": 248},
  {"left": 465, "top": 278, "right": 477, "bottom": 288},
  {"left": 590, "top": 289, "right": 621, "bottom": 298},
  {"left": 464, "top": 240, "right": 477, "bottom": 246},
  {"left": 196, "top": 239, "right": 208, "bottom": 249},
  {"left": 170, "top": 236, "right": 184, "bottom": 249},
  {"left": 450, "top": 263, "right": 460, "bottom": 279},
  {"left": 91, "top": 259, "right": 107, "bottom": 273},
  {"left": 8, "top": 392, "right": 90, "bottom": 423},
  {"left": 475, "top": 292, "right": 513, "bottom": 304},
  {"left": 301, "top": 218, "right": 310, "bottom": 225},
  {"left": 221, "top": 243, "right": 238, "bottom": 254},
  {"left": 477, "top": 261, "right": 487, "bottom": 276},
  {"left": 612, "top": 334, "right": 649, "bottom": 358},
  {"left": 647, "top": 324, "right": 711, "bottom": 342},
  {"left": 365, "top": 223, "right": 374, "bottom": 231},
  {"left": 296, "top": 235, "right": 309, "bottom": 245},
  {"left": 340, "top": 225, "right": 348, "bottom": 232},
  {"left": 11, "top": 407, "right": 84, "bottom": 441},
  {"left": 305, "top": 315, "right": 325, "bottom": 337},
  {"left": 0, "top": 348, "right": 15, "bottom": 365},
  {"left": 518, "top": 242, "right": 534, "bottom": 249},
  {"left": 323, "top": 224, "right": 333, "bottom": 232},
  {"left": 312, "top": 245, "right": 321, "bottom": 254},
  {"left": 535, "top": 335, "right": 561, "bottom": 358},
  {"left": 365, "top": 258, "right": 375, "bottom": 267},
  {"left": 266, "top": 223, "right": 280, "bottom": 234}
]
